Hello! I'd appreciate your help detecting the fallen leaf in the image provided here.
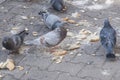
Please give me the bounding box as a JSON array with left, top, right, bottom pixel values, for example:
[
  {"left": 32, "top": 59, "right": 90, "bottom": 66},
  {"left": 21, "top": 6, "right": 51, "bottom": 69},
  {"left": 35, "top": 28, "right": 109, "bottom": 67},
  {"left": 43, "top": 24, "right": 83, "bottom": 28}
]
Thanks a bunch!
[
  {"left": 0, "top": 59, "right": 15, "bottom": 71},
  {"left": 0, "top": 62, "right": 7, "bottom": 69},
  {"left": 90, "top": 35, "right": 99, "bottom": 42},
  {"left": 56, "top": 56, "right": 63, "bottom": 63},
  {"left": 52, "top": 56, "right": 64, "bottom": 63},
  {"left": 75, "top": 35, "right": 87, "bottom": 40},
  {"left": 67, "top": 20, "right": 76, "bottom": 24},
  {"left": 79, "top": 29, "right": 92, "bottom": 35},
  {"left": 62, "top": 17, "right": 69, "bottom": 21},
  {"left": 52, "top": 49, "right": 67, "bottom": 56},
  {"left": 68, "top": 42, "right": 80, "bottom": 50},
  {"left": 6, "top": 59, "right": 15, "bottom": 71},
  {"left": 12, "top": 27, "right": 19, "bottom": 30},
  {"left": 16, "top": 66, "right": 24, "bottom": 71}
]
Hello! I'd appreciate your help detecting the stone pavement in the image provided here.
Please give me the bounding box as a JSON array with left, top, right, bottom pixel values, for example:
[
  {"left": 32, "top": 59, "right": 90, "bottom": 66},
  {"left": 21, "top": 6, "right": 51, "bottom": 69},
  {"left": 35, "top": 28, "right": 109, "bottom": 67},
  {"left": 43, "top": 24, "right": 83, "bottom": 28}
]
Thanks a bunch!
[{"left": 0, "top": 0, "right": 120, "bottom": 80}]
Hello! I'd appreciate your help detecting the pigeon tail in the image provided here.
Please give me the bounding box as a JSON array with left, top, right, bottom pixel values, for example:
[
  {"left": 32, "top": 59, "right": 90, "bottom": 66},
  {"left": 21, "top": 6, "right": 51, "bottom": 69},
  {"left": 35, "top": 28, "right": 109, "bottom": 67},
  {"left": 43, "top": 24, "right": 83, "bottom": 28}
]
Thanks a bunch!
[{"left": 106, "top": 53, "right": 116, "bottom": 60}]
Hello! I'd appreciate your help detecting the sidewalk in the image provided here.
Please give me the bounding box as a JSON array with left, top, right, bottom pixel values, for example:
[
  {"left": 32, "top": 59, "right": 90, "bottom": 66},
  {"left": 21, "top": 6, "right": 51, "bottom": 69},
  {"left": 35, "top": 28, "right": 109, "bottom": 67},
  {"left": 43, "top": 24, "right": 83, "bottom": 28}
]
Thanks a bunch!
[{"left": 0, "top": 0, "right": 120, "bottom": 80}]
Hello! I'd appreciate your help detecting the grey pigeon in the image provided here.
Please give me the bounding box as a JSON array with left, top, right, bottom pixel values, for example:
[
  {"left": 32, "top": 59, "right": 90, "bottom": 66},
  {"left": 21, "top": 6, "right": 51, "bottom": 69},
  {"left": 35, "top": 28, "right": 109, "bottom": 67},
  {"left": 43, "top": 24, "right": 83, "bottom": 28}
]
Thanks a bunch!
[
  {"left": 50, "top": 0, "right": 67, "bottom": 12},
  {"left": 100, "top": 18, "right": 116, "bottom": 60},
  {"left": 24, "top": 27, "right": 67, "bottom": 48},
  {"left": 2, "top": 29, "right": 29, "bottom": 54},
  {"left": 38, "top": 11, "right": 65, "bottom": 30}
]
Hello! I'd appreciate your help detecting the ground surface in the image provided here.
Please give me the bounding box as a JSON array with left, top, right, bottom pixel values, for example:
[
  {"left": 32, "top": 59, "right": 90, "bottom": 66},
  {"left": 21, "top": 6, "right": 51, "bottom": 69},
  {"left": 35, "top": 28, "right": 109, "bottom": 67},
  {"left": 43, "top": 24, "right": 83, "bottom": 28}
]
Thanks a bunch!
[{"left": 0, "top": 0, "right": 120, "bottom": 80}]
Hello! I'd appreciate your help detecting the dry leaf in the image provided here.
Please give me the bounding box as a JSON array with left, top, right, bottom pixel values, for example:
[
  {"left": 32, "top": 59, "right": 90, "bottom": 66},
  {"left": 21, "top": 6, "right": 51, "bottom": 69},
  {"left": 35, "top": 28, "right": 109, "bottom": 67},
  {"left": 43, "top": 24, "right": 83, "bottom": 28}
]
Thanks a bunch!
[
  {"left": 79, "top": 29, "right": 91, "bottom": 35},
  {"left": 0, "top": 62, "right": 7, "bottom": 69},
  {"left": 75, "top": 35, "right": 87, "bottom": 40},
  {"left": 62, "top": 17, "right": 69, "bottom": 21},
  {"left": 67, "top": 20, "right": 76, "bottom": 24},
  {"left": 52, "top": 49, "right": 67, "bottom": 56},
  {"left": 52, "top": 56, "right": 64, "bottom": 63},
  {"left": 12, "top": 27, "right": 19, "bottom": 30},
  {"left": 16, "top": 66, "right": 24, "bottom": 71},
  {"left": 6, "top": 59, "right": 15, "bottom": 71},
  {"left": 68, "top": 42, "right": 80, "bottom": 50},
  {"left": 90, "top": 36, "right": 99, "bottom": 42},
  {"left": 0, "top": 59, "right": 15, "bottom": 70}
]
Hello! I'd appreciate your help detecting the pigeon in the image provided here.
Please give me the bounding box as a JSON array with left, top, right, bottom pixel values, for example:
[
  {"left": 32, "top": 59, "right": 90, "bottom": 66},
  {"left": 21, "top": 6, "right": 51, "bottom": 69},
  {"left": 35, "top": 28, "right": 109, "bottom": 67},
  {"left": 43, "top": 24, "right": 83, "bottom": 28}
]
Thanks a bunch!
[
  {"left": 2, "top": 29, "right": 29, "bottom": 54},
  {"left": 50, "top": 0, "right": 67, "bottom": 12},
  {"left": 38, "top": 11, "right": 66, "bottom": 30},
  {"left": 100, "top": 18, "right": 116, "bottom": 60},
  {"left": 24, "top": 27, "right": 67, "bottom": 49}
]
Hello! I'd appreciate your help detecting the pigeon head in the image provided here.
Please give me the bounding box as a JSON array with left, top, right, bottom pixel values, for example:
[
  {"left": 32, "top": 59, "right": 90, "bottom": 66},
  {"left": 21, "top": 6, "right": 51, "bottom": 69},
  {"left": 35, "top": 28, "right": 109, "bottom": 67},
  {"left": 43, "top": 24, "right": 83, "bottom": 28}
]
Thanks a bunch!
[
  {"left": 2, "top": 37, "right": 14, "bottom": 50},
  {"left": 38, "top": 11, "right": 48, "bottom": 19},
  {"left": 104, "top": 18, "right": 112, "bottom": 27}
]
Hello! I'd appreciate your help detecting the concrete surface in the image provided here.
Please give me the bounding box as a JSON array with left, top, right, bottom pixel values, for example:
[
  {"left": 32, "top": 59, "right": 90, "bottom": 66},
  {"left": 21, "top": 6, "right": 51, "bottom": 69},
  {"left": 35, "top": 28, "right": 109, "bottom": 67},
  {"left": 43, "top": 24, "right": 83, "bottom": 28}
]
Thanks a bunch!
[{"left": 0, "top": 0, "right": 120, "bottom": 80}]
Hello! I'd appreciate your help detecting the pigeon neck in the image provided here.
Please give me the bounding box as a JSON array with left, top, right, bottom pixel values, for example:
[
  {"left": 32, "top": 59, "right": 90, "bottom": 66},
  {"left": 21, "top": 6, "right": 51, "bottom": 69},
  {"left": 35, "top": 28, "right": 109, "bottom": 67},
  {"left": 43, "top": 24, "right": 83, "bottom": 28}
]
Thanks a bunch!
[{"left": 52, "top": 21, "right": 62, "bottom": 30}]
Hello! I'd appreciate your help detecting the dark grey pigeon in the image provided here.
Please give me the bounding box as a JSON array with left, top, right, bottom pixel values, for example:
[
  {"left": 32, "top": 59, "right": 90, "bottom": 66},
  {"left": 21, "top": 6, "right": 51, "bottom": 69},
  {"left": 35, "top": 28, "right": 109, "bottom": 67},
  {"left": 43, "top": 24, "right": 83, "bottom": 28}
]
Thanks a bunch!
[
  {"left": 50, "top": 0, "right": 67, "bottom": 12},
  {"left": 2, "top": 29, "right": 29, "bottom": 54},
  {"left": 38, "top": 11, "right": 65, "bottom": 30},
  {"left": 24, "top": 27, "right": 67, "bottom": 48},
  {"left": 100, "top": 18, "right": 116, "bottom": 60}
]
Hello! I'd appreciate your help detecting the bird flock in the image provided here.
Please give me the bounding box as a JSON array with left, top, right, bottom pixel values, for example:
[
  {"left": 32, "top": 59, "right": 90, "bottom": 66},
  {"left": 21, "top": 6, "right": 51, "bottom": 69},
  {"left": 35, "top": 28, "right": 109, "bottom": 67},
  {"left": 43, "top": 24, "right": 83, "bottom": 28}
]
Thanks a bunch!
[{"left": 2, "top": 0, "right": 117, "bottom": 61}]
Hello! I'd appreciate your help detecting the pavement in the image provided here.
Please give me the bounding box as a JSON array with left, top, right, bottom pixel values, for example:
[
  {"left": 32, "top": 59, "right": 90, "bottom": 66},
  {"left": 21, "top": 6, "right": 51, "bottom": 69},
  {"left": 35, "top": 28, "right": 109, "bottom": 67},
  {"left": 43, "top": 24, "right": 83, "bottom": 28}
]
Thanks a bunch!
[{"left": 0, "top": 0, "right": 120, "bottom": 80}]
